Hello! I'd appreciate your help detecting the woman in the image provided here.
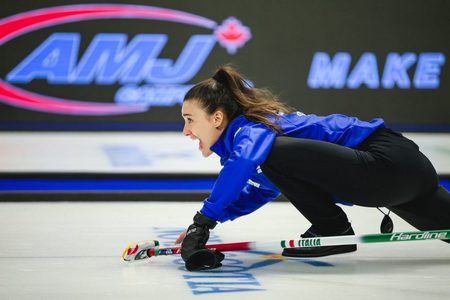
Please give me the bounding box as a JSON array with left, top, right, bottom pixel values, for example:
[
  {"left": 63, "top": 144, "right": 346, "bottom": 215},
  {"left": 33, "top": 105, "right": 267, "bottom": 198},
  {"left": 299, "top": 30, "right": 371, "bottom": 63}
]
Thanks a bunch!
[{"left": 176, "top": 65, "right": 450, "bottom": 271}]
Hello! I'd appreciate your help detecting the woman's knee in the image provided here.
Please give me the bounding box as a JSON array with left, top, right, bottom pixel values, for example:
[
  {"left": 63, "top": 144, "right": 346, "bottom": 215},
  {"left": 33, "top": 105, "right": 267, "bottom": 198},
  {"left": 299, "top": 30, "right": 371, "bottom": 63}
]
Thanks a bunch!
[
  {"left": 263, "top": 136, "right": 312, "bottom": 169},
  {"left": 261, "top": 138, "right": 292, "bottom": 173}
]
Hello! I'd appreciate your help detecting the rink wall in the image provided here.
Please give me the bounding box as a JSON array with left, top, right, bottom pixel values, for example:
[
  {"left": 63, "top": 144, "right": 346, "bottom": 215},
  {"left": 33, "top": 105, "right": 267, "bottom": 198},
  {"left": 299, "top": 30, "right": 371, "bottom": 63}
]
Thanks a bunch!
[{"left": 0, "top": 174, "right": 449, "bottom": 202}]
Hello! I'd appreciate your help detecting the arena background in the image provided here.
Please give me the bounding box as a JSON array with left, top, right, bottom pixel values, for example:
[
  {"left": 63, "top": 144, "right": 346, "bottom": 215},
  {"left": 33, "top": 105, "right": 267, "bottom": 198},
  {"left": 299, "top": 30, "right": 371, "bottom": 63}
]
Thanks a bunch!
[
  {"left": 1, "top": 0, "right": 449, "bottom": 131},
  {"left": 0, "top": 0, "right": 449, "bottom": 199}
]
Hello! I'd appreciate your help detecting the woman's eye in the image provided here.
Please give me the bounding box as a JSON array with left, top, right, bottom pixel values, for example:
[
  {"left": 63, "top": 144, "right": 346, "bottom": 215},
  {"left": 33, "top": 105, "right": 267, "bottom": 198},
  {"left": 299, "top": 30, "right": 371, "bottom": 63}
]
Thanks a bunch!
[{"left": 187, "top": 118, "right": 193, "bottom": 123}]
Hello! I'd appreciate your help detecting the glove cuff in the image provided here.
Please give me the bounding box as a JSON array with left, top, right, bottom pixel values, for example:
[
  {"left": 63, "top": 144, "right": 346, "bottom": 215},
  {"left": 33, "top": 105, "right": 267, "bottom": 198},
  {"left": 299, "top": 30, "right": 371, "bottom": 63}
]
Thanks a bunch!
[{"left": 193, "top": 211, "right": 217, "bottom": 229}]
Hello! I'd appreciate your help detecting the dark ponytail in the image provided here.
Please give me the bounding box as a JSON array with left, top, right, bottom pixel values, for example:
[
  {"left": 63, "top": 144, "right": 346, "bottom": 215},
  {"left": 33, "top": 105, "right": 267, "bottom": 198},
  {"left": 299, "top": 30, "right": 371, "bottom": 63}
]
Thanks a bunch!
[{"left": 183, "top": 65, "right": 292, "bottom": 133}]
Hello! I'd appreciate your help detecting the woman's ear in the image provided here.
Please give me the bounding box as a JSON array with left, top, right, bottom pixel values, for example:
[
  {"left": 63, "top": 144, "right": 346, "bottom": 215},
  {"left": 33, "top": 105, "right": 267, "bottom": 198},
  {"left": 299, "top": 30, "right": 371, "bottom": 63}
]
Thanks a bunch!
[{"left": 213, "top": 110, "right": 225, "bottom": 129}]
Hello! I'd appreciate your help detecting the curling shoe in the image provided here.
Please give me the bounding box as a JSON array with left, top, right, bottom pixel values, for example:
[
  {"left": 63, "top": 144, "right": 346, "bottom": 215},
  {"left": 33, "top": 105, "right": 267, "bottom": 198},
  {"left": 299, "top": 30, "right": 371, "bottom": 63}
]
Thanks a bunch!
[{"left": 282, "top": 225, "right": 357, "bottom": 258}]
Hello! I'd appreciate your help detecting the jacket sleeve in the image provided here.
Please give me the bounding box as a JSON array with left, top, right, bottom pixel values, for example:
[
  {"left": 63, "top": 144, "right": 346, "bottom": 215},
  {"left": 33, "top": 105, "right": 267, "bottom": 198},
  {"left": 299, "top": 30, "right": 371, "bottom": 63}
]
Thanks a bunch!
[
  {"left": 200, "top": 126, "right": 277, "bottom": 222},
  {"left": 219, "top": 179, "right": 281, "bottom": 221}
]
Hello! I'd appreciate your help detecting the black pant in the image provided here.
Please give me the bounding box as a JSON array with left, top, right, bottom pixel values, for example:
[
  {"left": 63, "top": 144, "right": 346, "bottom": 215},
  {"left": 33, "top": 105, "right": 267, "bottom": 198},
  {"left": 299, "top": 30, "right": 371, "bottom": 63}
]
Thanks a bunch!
[{"left": 261, "top": 128, "right": 450, "bottom": 234}]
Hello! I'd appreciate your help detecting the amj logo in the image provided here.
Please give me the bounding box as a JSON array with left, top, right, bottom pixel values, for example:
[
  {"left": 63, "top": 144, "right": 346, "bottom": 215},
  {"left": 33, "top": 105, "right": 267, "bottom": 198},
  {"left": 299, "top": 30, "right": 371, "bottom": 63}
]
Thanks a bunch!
[{"left": 0, "top": 4, "right": 251, "bottom": 115}]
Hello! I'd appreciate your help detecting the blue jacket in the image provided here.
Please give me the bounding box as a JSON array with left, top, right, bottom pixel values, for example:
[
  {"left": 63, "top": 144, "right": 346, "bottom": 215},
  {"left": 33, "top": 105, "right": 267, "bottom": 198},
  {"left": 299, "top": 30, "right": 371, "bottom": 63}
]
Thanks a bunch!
[{"left": 201, "top": 112, "right": 385, "bottom": 222}]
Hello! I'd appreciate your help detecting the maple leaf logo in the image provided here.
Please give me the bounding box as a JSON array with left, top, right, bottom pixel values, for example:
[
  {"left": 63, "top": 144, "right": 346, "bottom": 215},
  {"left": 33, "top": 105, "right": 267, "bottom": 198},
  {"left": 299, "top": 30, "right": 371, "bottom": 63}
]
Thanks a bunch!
[{"left": 214, "top": 17, "right": 252, "bottom": 55}]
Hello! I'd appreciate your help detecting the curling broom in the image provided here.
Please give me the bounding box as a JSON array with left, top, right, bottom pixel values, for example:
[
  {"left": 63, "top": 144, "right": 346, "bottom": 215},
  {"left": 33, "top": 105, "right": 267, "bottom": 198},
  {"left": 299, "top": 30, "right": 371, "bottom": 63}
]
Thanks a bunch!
[{"left": 122, "top": 229, "right": 449, "bottom": 262}]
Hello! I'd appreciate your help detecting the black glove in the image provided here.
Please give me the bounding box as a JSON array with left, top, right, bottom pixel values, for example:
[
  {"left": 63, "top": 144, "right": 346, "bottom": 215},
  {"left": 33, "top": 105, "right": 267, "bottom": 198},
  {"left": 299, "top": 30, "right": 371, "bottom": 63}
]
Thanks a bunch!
[{"left": 181, "top": 212, "right": 225, "bottom": 271}]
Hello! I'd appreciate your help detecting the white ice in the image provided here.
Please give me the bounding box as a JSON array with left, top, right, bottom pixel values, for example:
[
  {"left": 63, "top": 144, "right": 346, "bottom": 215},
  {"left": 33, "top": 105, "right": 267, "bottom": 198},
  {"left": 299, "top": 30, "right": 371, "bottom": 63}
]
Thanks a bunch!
[{"left": 0, "top": 201, "right": 448, "bottom": 300}]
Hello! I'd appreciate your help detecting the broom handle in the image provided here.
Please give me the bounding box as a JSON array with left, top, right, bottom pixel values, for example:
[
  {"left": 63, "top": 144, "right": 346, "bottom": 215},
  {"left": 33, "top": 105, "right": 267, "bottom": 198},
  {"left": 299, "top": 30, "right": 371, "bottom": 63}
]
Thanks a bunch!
[{"left": 148, "top": 229, "right": 450, "bottom": 257}]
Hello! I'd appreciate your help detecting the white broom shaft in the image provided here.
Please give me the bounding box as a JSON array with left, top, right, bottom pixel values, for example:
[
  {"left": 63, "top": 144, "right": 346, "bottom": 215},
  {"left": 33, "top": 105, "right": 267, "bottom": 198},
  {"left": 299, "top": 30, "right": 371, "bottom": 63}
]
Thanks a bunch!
[{"left": 246, "top": 229, "right": 450, "bottom": 251}]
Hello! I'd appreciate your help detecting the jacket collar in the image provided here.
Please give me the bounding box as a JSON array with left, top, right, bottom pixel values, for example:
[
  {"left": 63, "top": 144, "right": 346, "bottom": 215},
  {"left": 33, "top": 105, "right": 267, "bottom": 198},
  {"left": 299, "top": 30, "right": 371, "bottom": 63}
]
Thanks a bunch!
[{"left": 210, "top": 115, "right": 247, "bottom": 157}]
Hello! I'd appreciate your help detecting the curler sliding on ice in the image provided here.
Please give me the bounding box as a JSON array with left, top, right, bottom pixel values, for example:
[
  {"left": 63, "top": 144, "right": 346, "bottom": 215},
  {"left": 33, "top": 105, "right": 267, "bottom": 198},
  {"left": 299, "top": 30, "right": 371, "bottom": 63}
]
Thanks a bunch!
[
  {"left": 128, "top": 65, "right": 450, "bottom": 271},
  {"left": 123, "top": 229, "right": 450, "bottom": 263}
]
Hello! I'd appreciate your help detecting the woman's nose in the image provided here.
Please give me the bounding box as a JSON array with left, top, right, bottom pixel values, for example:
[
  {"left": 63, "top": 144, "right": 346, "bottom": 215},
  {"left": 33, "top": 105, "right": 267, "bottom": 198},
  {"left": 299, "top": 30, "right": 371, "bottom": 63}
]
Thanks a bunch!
[{"left": 183, "top": 125, "right": 192, "bottom": 137}]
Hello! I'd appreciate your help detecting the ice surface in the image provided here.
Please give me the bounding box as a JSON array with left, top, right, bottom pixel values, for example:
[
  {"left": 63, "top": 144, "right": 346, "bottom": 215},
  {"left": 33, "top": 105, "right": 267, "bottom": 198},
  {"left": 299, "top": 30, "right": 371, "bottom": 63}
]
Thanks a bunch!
[{"left": 0, "top": 202, "right": 448, "bottom": 299}]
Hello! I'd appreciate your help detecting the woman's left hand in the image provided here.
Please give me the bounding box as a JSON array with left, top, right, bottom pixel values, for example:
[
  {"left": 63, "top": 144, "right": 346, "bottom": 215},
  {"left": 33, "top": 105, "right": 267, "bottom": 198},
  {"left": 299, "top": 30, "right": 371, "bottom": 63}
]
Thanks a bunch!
[{"left": 180, "top": 212, "right": 224, "bottom": 271}]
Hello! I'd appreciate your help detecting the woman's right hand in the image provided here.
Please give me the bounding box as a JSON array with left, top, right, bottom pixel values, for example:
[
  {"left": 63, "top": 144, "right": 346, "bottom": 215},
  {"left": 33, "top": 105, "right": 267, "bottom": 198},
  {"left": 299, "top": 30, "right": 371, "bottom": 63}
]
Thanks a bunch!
[{"left": 175, "top": 230, "right": 187, "bottom": 245}]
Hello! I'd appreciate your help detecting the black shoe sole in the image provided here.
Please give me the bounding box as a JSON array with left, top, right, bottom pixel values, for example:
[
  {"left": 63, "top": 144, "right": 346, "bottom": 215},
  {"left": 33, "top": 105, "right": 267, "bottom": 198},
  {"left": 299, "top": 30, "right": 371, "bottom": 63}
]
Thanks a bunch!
[{"left": 282, "top": 244, "right": 357, "bottom": 258}]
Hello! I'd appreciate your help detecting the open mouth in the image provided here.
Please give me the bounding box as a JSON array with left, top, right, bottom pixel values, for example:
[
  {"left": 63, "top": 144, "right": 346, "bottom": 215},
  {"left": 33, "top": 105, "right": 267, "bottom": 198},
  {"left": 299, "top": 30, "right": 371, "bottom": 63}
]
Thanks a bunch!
[{"left": 189, "top": 135, "right": 204, "bottom": 152}]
